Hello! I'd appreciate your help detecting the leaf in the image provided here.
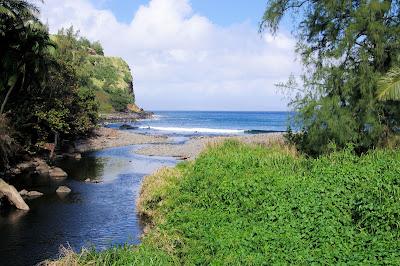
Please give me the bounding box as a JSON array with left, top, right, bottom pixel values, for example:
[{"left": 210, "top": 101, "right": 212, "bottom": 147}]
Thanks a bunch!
[
  {"left": 7, "top": 74, "right": 18, "bottom": 88},
  {"left": 377, "top": 66, "right": 400, "bottom": 101}
]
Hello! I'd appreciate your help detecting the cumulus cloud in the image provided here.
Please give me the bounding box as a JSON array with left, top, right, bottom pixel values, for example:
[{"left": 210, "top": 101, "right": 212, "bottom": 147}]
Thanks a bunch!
[{"left": 40, "top": 0, "right": 300, "bottom": 110}]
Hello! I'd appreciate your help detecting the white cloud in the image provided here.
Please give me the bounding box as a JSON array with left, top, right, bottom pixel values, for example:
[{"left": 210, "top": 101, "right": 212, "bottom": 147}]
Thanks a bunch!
[{"left": 40, "top": 0, "right": 300, "bottom": 111}]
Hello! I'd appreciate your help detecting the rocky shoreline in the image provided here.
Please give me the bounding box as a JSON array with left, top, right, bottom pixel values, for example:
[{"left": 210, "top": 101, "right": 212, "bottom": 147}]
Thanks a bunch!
[
  {"left": 136, "top": 133, "right": 285, "bottom": 160},
  {"left": 99, "top": 111, "right": 153, "bottom": 123},
  {"left": 74, "top": 127, "right": 168, "bottom": 152},
  {"left": 0, "top": 158, "right": 71, "bottom": 211}
]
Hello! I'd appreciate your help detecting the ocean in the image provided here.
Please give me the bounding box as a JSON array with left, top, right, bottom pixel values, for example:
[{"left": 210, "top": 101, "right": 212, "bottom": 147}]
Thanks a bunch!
[{"left": 109, "top": 111, "right": 294, "bottom": 136}]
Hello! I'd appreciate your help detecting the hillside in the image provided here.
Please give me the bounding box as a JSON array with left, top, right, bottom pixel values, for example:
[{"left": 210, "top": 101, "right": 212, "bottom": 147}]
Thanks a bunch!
[
  {"left": 84, "top": 55, "right": 135, "bottom": 112},
  {"left": 51, "top": 30, "right": 136, "bottom": 113}
]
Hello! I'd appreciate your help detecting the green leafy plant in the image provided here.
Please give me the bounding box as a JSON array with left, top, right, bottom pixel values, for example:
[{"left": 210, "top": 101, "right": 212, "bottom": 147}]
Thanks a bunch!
[
  {"left": 378, "top": 66, "right": 400, "bottom": 101},
  {"left": 55, "top": 142, "right": 400, "bottom": 265}
]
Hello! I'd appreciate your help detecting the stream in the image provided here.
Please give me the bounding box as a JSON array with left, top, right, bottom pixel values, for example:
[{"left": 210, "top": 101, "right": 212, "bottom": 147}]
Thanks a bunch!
[{"left": 0, "top": 145, "right": 177, "bottom": 266}]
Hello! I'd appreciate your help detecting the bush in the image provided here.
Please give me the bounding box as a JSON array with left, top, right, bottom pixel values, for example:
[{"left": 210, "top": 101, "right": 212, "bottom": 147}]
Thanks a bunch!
[
  {"left": 109, "top": 92, "right": 132, "bottom": 112},
  {"left": 138, "top": 141, "right": 400, "bottom": 264},
  {"left": 55, "top": 142, "right": 400, "bottom": 264}
]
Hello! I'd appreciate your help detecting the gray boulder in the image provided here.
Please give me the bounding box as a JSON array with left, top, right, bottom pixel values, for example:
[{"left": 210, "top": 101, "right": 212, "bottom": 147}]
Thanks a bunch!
[{"left": 56, "top": 186, "right": 71, "bottom": 194}]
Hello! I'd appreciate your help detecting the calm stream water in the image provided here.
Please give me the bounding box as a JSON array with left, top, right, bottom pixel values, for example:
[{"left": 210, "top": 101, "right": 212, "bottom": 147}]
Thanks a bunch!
[{"left": 0, "top": 145, "right": 176, "bottom": 266}]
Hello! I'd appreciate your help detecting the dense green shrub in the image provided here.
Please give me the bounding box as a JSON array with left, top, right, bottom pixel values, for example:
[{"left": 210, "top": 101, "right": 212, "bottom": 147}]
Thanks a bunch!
[
  {"left": 154, "top": 142, "right": 400, "bottom": 264},
  {"left": 73, "top": 142, "right": 400, "bottom": 265},
  {"left": 109, "top": 92, "right": 133, "bottom": 112}
]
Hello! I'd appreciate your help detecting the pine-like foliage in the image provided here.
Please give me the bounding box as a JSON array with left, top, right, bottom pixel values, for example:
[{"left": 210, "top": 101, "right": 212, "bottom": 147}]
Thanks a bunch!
[{"left": 262, "top": 0, "right": 400, "bottom": 155}]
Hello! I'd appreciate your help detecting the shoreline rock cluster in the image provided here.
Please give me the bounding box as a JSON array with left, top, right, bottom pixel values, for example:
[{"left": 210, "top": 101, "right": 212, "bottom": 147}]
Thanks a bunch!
[
  {"left": 74, "top": 127, "right": 168, "bottom": 153},
  {"left": 99, "top": 111, "right": 153, "bottom": 123},
  {"left": 136, "top": 133, "right": 285, "bottom": 160},
  {"left": 1, "top": 157, "right": 72, "bottom": 211}
]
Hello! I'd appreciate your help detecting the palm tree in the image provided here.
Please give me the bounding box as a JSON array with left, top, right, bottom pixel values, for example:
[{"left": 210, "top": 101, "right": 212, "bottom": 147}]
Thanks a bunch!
[
  {"left": 377, "top": 66, "right": 400, "bottom": 101},
  {"left": 0, "top": 0, "right": 52, "bottom": 114}
]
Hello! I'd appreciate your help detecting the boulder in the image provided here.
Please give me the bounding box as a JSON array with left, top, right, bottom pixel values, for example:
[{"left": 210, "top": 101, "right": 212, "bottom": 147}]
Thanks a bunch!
[
  {"left": 19, "top": 189, "right": 43, "bottom": 199},
  {"left": 119, "top": 124, "right": 138, "bottom": 130},
  {"left": 9, "top": 168, "right": 22, "bottom": 175},
  {"left": 27, "top": 191, "right": 44, "bottom": 198},
  {"left": 49, "top": 167, "right": 68, "bottom": 180},
  {"left": 19, "top": 189, "right": 28, "bottom": 196},
  {"left": 16, "top": 161, "right": 35, "bottom": 172},
  {"left": 84, "top": 178, "right": 91, "bottom": 182},
  {"left": 0, "top": 179, "right": 29, "bottom": 211},
  {"left": 56, "top": 186, "right": 71, "bottom": 194},
  {"left": 35, "top": 159, "right": 51, "bottom": 176},
  {"left": 63, "top": 153, "right": 82, "bottom": 160}
]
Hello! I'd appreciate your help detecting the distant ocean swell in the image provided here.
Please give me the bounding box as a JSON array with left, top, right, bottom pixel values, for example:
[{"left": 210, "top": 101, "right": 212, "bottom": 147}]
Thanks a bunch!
[{"left": 138, "top": 126, "right": 285, "bottom": 134}]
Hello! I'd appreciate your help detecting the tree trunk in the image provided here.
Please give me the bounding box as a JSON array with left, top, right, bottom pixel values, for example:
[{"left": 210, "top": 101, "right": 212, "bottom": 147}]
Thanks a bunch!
[
  {"left": 0, "top": 85, "right": 15, "bottom": 114},
  {"left": 0, "top": 67, "right": 25, "bottom": 114}
]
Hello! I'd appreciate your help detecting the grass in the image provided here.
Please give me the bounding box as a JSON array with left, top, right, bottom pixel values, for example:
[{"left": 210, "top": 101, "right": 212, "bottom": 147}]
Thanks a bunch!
[{"left": 49, "top": 140, "right": 400, "bottom": 265}]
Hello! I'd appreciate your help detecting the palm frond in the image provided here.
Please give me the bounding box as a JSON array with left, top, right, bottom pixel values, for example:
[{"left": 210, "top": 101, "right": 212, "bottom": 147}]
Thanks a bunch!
[{"left": 377, "top": 66, "right": 400, "bottom": 101}]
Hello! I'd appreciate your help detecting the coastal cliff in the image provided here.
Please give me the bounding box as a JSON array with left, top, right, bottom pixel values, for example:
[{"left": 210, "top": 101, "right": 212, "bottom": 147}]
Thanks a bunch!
[
  {"left": 51, "top": 31, "right": 144, "bottom": 116},
  {"left": 84, "top": 55, "right": 136, "bottom": 113}
]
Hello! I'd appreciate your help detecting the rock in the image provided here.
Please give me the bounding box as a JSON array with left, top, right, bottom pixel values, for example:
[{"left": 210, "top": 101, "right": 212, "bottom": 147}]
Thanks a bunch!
[
  {"left": 27, "top": 191, "right": 43, "bottom": 198},
  {"left": 35, "top": 159, "right": 51, "bottom": 176},
  {"left": 9, "top": 168, "right": 22, "bottom": 175},
  {"left": 49, "top": 167, "right": 68, "bottom": 180},
  {"left": 84, "top": 178, "right": 102, "bottom": 184},
  {"left": 63, "top": 153, "right": 82, "bottom": 160},
  {"left": 19, "top": 189, "right": 43, "bottom": 199},
  {"left": 35, "top": 165, "right": 50, "bottom": 176},
  {"left": 56, "top": 186, "right": 71, "bottom": 194},
  {"left": 119, "top": 124, "right": 138, "bottom": 130},
  {"left": 127, "top": 103, "right": 142, "bottom": 113},
  {"left": 19, "top": 189, "right": 28, "bottom": 196},
  {"left": 16, "top": 161, "right": 35, "bottom": 172},
  {"left": 0, "top": 179, "right": 29, "bottom": 211}
]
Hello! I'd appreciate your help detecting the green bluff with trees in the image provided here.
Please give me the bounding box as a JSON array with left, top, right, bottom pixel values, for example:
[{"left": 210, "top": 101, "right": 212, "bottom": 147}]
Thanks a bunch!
[{"left": 0, "top": 0, "right": 135, "bottom": 172}]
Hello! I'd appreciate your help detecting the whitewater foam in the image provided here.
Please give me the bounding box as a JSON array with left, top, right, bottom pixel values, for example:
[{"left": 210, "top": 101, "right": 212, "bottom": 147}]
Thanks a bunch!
[{"left": 139, "top": 126, "right": 244, "bottom": 134}]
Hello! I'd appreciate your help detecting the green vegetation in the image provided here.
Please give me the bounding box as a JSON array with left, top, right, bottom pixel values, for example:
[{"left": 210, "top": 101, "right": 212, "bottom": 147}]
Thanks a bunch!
[
  {"left": 378, "top": 66, "right": 400, "bottom": 101},
  {"left": 0, "top": 1, "right": 135, "bottom": 171},
  {"left": 52, "top": 27, "right": 135, "bottom": 113},
  {"left": 54, "top": 141, "right": 400, "bottom": 265},
  {"left": 262, "top": 0, "right": 400, "bottom": 156}
]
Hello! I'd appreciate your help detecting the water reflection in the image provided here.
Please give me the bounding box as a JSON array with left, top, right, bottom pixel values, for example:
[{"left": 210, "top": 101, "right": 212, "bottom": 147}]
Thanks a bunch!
[{"left": 0, "top": 145, "right": 176, "bottom": 266}]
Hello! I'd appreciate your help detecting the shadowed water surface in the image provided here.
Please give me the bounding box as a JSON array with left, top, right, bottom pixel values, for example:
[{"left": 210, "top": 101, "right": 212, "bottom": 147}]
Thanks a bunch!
[{"left": 0, "top": 145, "right": 176, "bottom": 266}]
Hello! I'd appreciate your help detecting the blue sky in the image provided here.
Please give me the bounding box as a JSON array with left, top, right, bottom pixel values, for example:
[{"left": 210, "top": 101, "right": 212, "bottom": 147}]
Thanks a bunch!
[
  {"left": 91, "top": 0, "right": 268, "bottom": 26},
  {"left": 41, "top": 0, "right": 300, "bottom": 111}
]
